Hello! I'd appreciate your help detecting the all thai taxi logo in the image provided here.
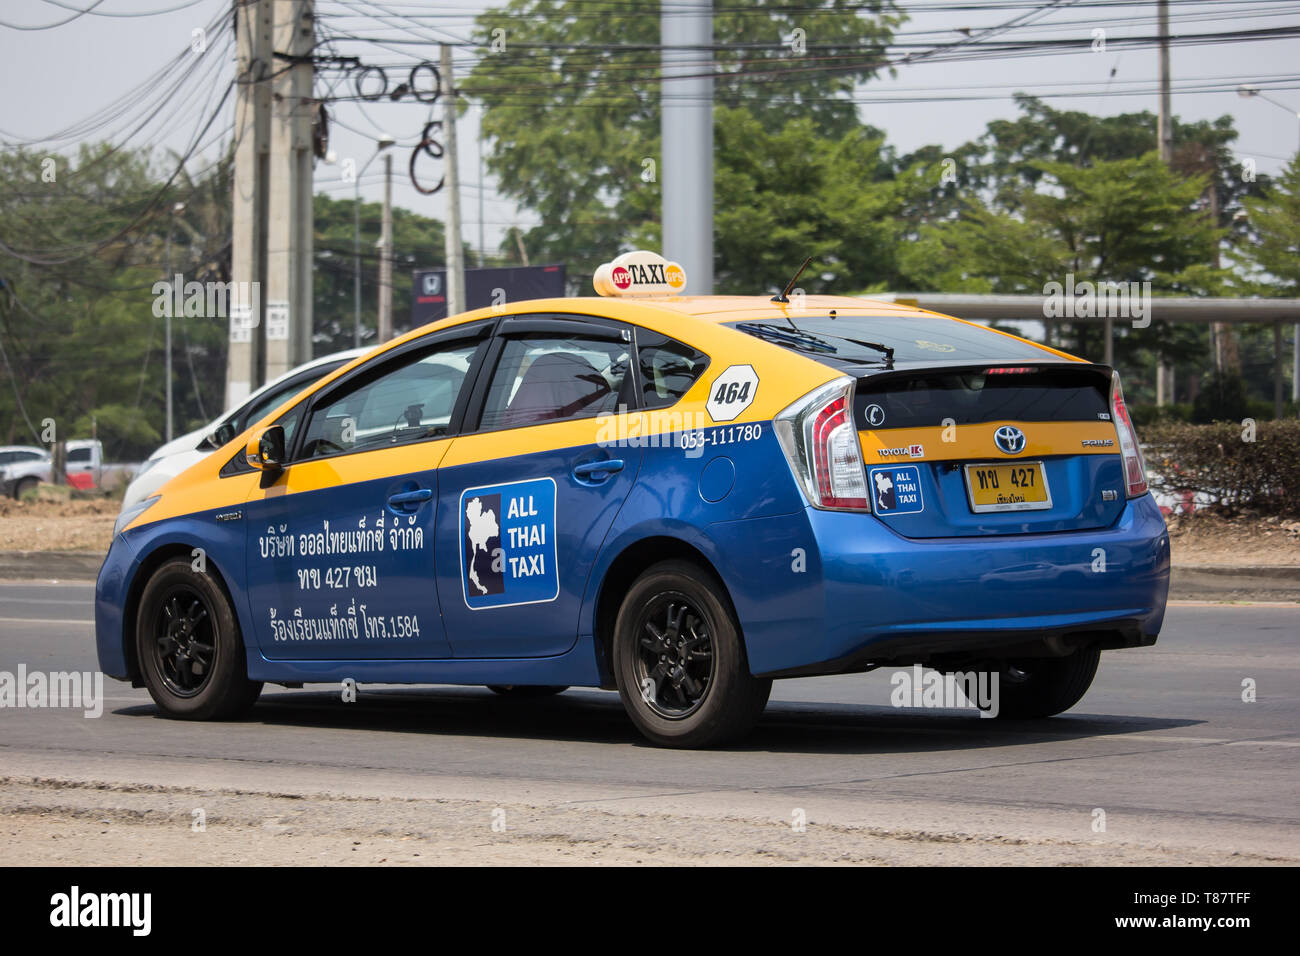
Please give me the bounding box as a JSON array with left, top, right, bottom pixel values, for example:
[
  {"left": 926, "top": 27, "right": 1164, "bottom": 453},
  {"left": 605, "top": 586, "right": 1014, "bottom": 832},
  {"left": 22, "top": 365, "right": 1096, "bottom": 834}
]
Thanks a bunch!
[
  {"left": 994, "top": 425, "right": 1027, "bottom": 454},
  {"left": 460, "top": 477, "right": 559, "bottom": 610},
  {"left": 870, "top": 465, "right": 924, "bottom": 516}
]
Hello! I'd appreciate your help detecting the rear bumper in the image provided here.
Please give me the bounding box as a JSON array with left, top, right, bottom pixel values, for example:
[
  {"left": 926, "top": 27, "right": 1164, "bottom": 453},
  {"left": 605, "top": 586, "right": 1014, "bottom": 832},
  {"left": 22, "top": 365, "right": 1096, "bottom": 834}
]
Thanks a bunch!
[{"left": 711, "top": 493, "right": 1170, "bottom": 677}]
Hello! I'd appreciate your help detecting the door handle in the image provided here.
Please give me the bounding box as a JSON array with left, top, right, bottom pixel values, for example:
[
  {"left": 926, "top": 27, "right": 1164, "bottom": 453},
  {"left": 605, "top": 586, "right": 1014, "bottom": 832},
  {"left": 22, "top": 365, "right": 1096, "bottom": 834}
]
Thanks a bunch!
[
  {"left": 387, "top": 488, "right": 433, "bottom": 506},
  {"left": 573, "top": 459, "right": 624, "bottom": 480}
]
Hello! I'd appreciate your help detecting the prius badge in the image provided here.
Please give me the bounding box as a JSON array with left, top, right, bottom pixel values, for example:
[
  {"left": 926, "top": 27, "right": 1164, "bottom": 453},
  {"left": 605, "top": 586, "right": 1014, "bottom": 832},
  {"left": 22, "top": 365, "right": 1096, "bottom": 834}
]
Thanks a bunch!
[{"left": 994, "top": 425, "right": 1027, "bottom": 455}]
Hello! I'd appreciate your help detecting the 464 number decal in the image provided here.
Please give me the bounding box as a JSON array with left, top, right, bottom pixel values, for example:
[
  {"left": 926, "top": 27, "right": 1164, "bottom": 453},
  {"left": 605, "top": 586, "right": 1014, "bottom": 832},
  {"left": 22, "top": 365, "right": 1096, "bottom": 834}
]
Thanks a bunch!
[{"left": 706, "top": 365, "right": 759, "bottom": 422}]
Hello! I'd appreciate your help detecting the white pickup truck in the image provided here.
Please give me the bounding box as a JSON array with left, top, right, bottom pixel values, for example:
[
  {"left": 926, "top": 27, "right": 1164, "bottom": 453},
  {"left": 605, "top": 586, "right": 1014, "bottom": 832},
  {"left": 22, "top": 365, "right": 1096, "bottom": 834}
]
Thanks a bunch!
[{"left": 0, "top": 439, "right": 104, "bottom": 498}]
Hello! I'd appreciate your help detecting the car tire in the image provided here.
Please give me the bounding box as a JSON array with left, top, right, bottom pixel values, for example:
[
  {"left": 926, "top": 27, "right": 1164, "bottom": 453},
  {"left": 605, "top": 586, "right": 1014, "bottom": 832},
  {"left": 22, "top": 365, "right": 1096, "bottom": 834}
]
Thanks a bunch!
[
  {"left": 613, "top": 559, "right": 770, "bottom": 748},
  {"left": 994, "top": 645, "right": 1100, "bottom": 719},
  {"left": 14, "top": 477, "right": 37, "bottom": 500},
  {"left": 486, "top": 685, "right": 568, "bottom": 697},
  {"left": 136, "top": 557, "right": 262, "bottom": 720}
]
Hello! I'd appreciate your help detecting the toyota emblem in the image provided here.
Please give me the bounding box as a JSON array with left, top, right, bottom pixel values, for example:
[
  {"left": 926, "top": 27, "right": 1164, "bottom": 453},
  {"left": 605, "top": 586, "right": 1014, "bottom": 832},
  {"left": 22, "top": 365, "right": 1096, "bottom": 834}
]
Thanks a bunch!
[{"left": 994, "top": 425, "right": 1027, "bottom": 454}]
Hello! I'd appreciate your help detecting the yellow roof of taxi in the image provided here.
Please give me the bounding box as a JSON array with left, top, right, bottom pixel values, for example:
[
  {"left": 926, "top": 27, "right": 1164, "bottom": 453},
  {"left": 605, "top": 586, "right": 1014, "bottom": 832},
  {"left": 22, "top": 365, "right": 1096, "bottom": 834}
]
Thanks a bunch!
[
  {"left": 479, "top": 293, "right": 946, "bottom": 323},
  {"left": 398, "top": 291, "right": 1079, "bottom": 365},
  {"left": 632, "top": 294, "right": 940, "bottom": 321}
]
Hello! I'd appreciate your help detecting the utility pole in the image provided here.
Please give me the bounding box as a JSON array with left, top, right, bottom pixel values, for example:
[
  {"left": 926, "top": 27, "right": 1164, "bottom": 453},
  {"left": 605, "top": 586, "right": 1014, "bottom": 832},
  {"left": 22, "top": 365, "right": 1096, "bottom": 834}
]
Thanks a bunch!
[
  {"left": 478, "top": 106, "right": 486, "bottom": 266},
  {"left": 441, "top": 43, "right": 466, "bottom": 316},
  {"left": 661, "top": 0, "right": 713, "bottom": 294},
  {"left": 1157, "top": 0, "right": 1173, "bottom": 163},
  {"left": 226, "top": 0, "right": 272, "bottom": 408},
  {"left": 163, "top": 202, "right": 184, "bottom": 442},
  {"left": 264, "top": 0, "right": 314, "bottom": 381},
  {"left": 164, "top": 213, "right": 173, "bottom": 443},
  {"left": 1155, "top": 0, "right": 1173, "bottom": 405},
  {"left": 353, "top": 134, "right": 394, "bottom": 347},
  {"left": 377, "top": 152, "right": 394, "bottom": 340}
]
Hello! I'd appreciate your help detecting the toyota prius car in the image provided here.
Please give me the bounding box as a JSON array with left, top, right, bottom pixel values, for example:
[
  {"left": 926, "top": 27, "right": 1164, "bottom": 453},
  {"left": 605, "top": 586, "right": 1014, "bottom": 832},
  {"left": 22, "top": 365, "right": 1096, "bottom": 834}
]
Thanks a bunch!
[{"left": 96, "top": 251, "right": 1169, "bottom": 747}]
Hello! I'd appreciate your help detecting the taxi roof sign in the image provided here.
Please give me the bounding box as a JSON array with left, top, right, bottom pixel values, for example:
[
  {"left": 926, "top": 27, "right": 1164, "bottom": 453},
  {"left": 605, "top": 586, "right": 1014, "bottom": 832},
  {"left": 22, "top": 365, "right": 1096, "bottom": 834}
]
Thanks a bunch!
[{"left": 593, "top": 250, "right": 687, "bottom": 298}]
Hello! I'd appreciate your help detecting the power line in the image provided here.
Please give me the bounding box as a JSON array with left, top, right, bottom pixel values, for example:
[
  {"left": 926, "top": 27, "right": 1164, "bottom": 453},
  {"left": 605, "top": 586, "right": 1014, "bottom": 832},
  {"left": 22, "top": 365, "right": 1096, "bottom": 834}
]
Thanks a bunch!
[
  {"left": 1, "top": 0, "right": 108, "bottom": 31},
  {"left": 37, "top": 0, "right": 212, "bottom": 18}
]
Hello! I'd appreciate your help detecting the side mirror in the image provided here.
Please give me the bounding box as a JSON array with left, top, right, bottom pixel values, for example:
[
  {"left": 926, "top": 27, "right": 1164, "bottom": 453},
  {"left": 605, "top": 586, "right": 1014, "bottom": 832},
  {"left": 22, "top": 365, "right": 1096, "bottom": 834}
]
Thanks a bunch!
[
  {"left": 206, "top": 422, "right": 236, "bottom": 450},
  {"left": 245, "top": 425, "right": 286, "bottom": 471}
]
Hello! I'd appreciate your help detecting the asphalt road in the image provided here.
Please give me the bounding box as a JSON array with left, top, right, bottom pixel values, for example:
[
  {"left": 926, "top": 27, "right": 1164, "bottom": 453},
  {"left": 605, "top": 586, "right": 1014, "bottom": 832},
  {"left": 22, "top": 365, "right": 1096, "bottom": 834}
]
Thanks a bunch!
[{"left": 1, "top": 579, "right": 1297, "bottom": 865}]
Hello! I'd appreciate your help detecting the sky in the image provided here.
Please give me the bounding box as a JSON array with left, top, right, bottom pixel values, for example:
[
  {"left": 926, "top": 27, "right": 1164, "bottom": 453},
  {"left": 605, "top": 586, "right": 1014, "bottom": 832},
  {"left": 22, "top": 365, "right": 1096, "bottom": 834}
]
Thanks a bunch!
[{"left": 2, "top": 0, "right": 1298, "bottom": 267}]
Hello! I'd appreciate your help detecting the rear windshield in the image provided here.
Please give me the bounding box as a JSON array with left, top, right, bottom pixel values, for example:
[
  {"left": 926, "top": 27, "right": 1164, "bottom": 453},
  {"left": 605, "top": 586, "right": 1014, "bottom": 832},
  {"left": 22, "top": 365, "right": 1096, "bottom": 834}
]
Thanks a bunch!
[
  {"left": 856, "top": 367, "right": 1110, "bottom": 429},
  {"left": 728, "top": 314, "right": 1051, "bottom": 366}
]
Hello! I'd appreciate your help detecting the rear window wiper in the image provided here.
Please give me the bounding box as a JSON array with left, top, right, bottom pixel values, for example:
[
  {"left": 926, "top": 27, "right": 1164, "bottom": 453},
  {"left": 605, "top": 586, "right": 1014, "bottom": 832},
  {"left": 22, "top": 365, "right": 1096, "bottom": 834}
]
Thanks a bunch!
[
  {"left": 837, "top": 335, "right": 894, "bottom": 365},
  {"left": 735, "top": 322, "right": 893, "bottom": 365},
  {"left": 734, "top": 322, "right": 838, "bottom": 355}
]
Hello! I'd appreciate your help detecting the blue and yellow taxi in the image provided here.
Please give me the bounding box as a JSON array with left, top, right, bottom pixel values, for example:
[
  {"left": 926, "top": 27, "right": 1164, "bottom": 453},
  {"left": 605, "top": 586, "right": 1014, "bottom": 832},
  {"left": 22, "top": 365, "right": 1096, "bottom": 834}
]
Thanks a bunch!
[{"left": 97, "top": 251, "right": 1170, "bottom": 747}]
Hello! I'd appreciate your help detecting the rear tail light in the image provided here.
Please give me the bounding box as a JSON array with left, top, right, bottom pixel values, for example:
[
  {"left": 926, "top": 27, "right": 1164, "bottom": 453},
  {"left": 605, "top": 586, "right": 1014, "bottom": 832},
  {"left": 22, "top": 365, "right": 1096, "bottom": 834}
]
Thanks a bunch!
[
  {"left": 774, "top": 378, "right": 869, "bottom": 511},
  {"left": 1109, "top": 371, "right": 1148, "bottom": 498}
]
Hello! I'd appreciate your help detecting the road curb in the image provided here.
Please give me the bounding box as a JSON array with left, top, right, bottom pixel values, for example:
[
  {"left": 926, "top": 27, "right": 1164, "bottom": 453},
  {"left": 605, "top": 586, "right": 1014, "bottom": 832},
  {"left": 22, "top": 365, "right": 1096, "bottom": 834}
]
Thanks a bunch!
[
  {"left": 1169, "top": 565, "right": 1300, "bottom": 602},
  {"left": 0, "top": 550, "right": 104, "bottom": 581}
]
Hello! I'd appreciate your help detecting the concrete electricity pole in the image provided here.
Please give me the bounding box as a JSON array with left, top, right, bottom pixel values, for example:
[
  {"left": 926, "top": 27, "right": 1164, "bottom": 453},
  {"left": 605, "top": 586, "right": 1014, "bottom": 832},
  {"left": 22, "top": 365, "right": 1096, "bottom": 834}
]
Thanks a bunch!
[
  {"left": 1155, "top": 0, "right": 1172, "bottom": 404},
  {"left": 1157, "top": 0, "right": 1173, "bottom": 163},
  {"left": 377, "top": 152, "right": 394, "bottom": 341},
  {"left": 441, "top": 43, "right": 466, "bottom": 316},
  {"left": 163, "top": 201, "right": 185, "bottom": 442},
  {"left": 661, "top": 0, "right": 713, "bottom": 294},
  {"left": 354, "top": 134, "right": 394, "bottom": 347},
  {"left": 264, "top": 0, "right": 315, "bottom": 380},
  {"left": 226, "top": 0, "right": 272, "bottom": 408},
  {"left": 478, "top": 106, "right": 486, "bottom": 266}
]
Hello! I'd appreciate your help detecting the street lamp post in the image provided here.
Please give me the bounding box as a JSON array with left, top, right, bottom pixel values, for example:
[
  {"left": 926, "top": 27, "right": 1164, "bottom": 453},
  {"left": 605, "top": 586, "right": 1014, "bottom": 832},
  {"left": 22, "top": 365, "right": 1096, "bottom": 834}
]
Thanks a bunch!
[
  {"left": 1237, "top": 86, "right": 1300, "bottom": 409},
  {"left": 353, "top": 135, "right": 396, "bottom": 348}
]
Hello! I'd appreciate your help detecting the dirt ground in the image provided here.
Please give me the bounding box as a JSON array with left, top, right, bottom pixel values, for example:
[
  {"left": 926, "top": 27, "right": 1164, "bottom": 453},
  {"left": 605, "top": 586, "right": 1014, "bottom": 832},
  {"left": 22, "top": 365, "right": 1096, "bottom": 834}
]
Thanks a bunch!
[
  {"left": 1165, "top": 512, "right": 1300, "bottom": 566},
  {"left": 0, "top": 493, "right": 118, "bottom": 552},
  {"left": 0, "top": 775, "right": 1287, "bottom": 867},
  {"left": 0, "top": 494, "right": 1296, "bottom": 567}
]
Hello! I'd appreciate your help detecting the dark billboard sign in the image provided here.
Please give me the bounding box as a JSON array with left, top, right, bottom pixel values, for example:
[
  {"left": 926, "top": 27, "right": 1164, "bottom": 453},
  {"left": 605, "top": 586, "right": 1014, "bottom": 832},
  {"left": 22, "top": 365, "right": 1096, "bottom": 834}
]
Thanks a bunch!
[{"left": 411, "top": 264, "right": 567, "bottom": 327}]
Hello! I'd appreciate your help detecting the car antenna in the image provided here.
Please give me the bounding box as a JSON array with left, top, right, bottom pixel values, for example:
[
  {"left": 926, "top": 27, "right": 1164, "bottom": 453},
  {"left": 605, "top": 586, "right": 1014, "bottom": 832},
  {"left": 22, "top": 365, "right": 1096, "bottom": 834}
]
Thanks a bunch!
[
  {"left": 771, "top": 257, "right": 811, "bottom": 303},
  {"left": 771, "top": 257, "right": 812, "bottom": 330}
]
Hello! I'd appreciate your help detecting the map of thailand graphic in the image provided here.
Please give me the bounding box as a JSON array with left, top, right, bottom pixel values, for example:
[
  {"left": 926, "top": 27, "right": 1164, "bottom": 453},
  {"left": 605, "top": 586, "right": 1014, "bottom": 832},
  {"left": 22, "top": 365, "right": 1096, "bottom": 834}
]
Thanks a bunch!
[{"left": 463, "top": 494, "right": 504, "bottom": 595}]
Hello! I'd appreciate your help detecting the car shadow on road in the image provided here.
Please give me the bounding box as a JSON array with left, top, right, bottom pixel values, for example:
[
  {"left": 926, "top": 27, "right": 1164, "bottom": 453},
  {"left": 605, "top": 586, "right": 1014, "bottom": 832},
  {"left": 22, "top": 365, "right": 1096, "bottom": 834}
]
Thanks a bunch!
[{"left": 116, "top": 686, "right": 1207, "bottom": 755}]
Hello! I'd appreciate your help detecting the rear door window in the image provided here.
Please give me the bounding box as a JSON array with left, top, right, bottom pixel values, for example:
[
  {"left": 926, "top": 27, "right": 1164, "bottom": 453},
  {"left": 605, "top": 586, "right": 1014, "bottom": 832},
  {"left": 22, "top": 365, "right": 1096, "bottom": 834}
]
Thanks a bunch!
[
  {"left": 478, "top": 334, "right": 631, "bottom": 430},
  {"left": 636, "top": 332, "right": 709, "bottom": 410}
]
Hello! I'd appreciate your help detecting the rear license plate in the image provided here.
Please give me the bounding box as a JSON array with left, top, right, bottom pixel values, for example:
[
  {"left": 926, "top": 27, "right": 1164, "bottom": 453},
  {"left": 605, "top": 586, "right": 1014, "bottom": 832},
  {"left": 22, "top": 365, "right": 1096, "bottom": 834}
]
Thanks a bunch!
[{"left": 964, "top": 461, "right": 1052, "bottom": 513}]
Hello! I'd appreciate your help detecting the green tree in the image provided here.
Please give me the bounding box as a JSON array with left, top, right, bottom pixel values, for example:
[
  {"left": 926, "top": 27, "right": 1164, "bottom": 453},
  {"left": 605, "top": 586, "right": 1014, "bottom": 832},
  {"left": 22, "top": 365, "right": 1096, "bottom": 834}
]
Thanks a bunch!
[
  {"left": 1241, "top": 156, "right": 1300, "bottom": 294},
  {"left": 0, "top": 144, "right": 233, "bottom": 458},
  {"left": 463, "top": 0, "right": 903, "bottom": 279},
  {"left": 897, "top": 153, "right": 1225, "bottom": 391},
  {"left": 623, "top": 107, "right": 911, "bottom": 294},
  {"left": 943, "top": 95, "right": 1268, "bottom": 230},
  {"left": 312, "top": 193, "right": 448, "bottom": 354}
]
